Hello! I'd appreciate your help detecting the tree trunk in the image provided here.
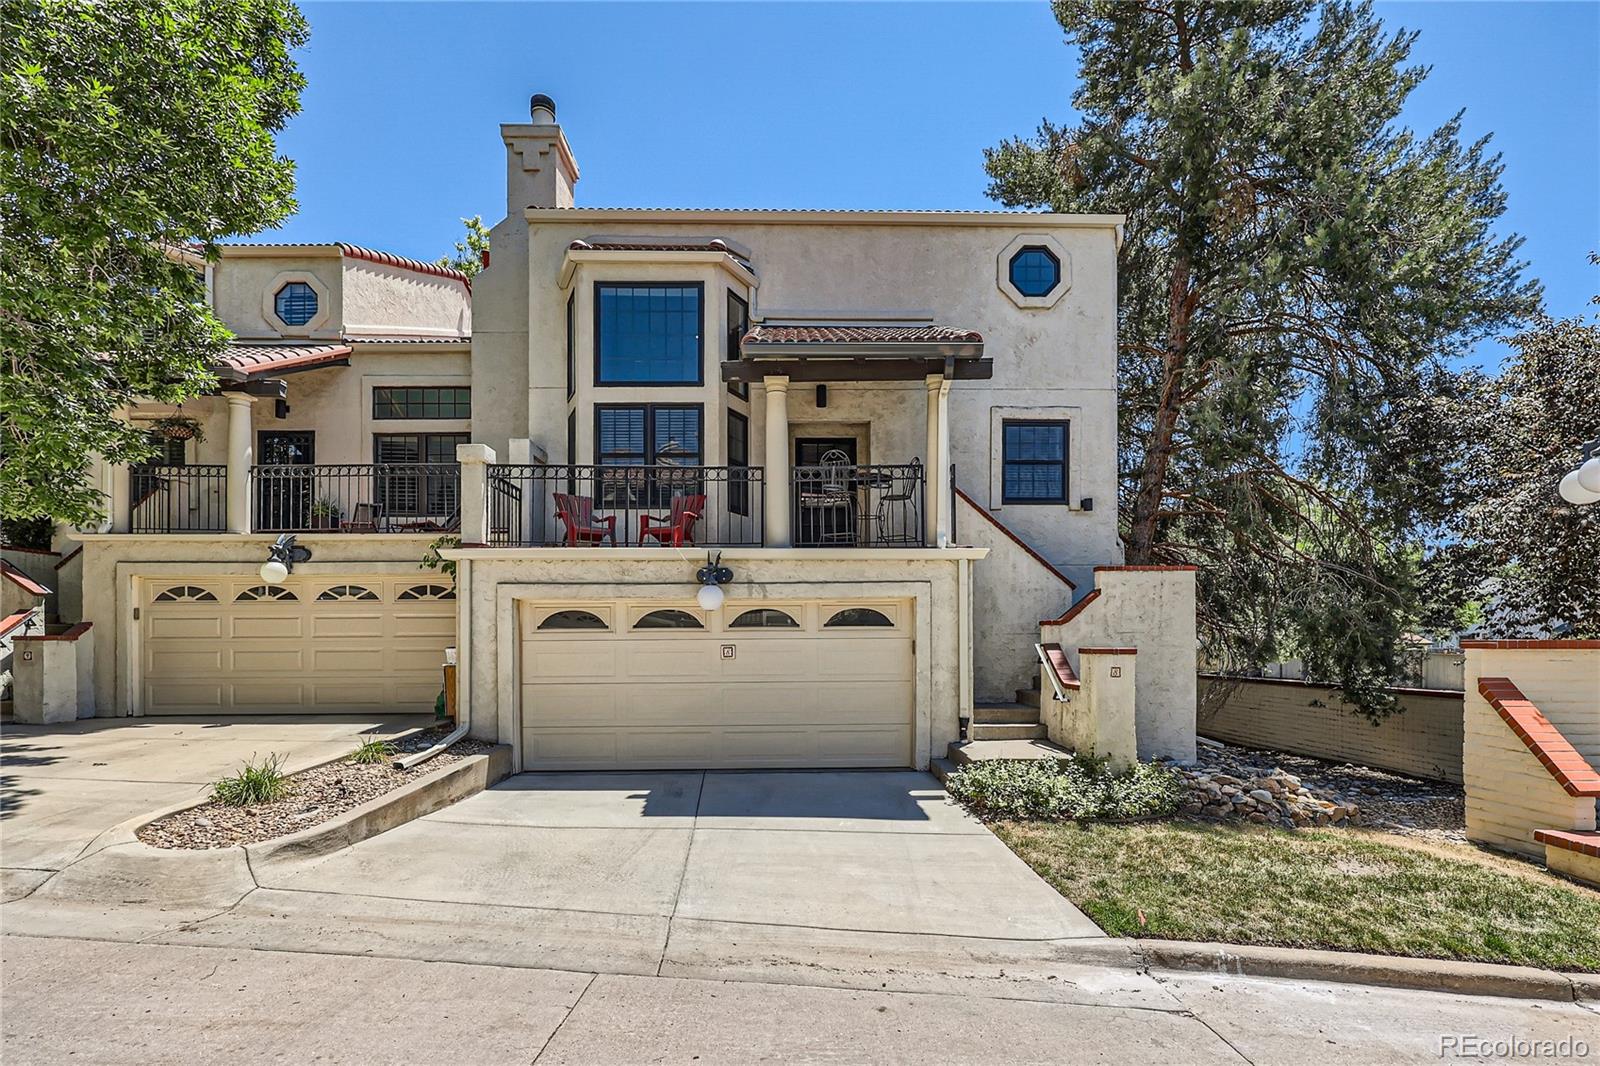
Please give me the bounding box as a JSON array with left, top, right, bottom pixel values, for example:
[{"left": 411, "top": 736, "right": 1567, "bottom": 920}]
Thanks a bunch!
[{"left": 1125, "top": 258, "right": 1192, "bottom": 563}]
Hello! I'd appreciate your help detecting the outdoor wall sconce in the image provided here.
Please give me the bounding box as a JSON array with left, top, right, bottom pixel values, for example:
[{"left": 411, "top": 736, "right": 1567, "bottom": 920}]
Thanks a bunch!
[
  {"left": 259, "top": 533, "right": 312, "bottom": 585},
  {"left": 695, "top": 551, "right": 734, "bottom": 611}
]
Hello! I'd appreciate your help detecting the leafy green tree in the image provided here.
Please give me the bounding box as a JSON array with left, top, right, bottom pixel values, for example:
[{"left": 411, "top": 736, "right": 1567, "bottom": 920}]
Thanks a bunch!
[
  {"left": 436, "top": 215, "right": 490, "bottom": 279},
  {"left": 1422, "top": 285, "right": 1600, "bottom": 640},
  {"left": 1, "top": 0, "right": 308, "bottom": 526},
  {"left": 985, "top": 0, "right": 1538, "bottom": 710}
]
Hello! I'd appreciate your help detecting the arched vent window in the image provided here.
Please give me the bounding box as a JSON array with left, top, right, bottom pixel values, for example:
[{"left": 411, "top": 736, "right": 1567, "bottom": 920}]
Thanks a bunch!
[
  {"left": 633, "top": 609, "right": 704, "bottom": 630},
  {"left": 236, "top": 585, "right": 298, "bottom": 602},
  {"left": 398, "top": 584, "right": 455, "bottom": 601},
  {"left": 318, "top": 584, "right": 379, "bottom": 602},
  {"left": 824, "top": 607, "right": 893, "bottom": 628},
  {"left": 538, "top": 609, "right": 609, "bottom": 631},
  {"left": 729, "top": 608, "right": 799, "bottom": 629},
  {"left": 153, "top": 585, "right": 217, "bottom": 603}
]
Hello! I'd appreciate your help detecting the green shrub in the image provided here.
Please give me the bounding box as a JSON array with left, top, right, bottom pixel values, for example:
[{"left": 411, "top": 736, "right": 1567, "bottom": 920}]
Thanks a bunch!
[
  {"left": 945, "top": 755, "right": 1183, "bottom": 822},
  {"left": 212, "top": 753, "right": 290, "bottom": 807},
  {"left": 348, "top": 736, "right": 397, "bottom": 765}
]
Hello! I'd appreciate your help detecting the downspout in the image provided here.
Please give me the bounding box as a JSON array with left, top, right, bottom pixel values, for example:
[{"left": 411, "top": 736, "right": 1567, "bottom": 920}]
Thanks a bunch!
[{"left": 395, "top": 555, "right": 470, "bottom": 769}]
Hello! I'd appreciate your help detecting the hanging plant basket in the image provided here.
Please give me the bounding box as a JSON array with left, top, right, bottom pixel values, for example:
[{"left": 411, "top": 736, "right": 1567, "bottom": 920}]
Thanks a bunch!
[{"left": 151, "top": 416, "right": 204, "bottom": 443}]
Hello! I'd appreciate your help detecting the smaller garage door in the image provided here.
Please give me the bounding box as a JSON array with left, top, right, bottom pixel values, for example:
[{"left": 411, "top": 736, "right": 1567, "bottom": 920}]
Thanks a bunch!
[
  {"left": 140, "top": 577, "right": 455, "bottom": 714},
  {"left": 521, "top": 599, "right": 915, "bottom": 770}
]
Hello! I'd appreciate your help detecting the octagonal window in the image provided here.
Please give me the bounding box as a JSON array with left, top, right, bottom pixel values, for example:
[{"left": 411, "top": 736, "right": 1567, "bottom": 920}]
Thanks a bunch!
[
  {"left": 1008, "top": 247, "right": 1060, "bottom": 298},
  {"left": 274, "top": 281, "right": 319, "bottom": 326}
]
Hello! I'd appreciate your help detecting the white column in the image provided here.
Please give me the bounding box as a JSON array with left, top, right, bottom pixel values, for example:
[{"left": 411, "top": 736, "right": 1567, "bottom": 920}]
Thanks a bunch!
[
  {"left": 763, "top": 375, "right": 790, "bottom": 548},
  {"left": 225, "top": 393, "right": 254, "bottom": 534},
  {"left": 925, "top": 375, "right": 951, "bottom": 546},
  {"left": 106, "top": 454, "right": 130, "bottom": 533},
  {"left": 457, "top": 443, "right": 496, "bottom": 546}
]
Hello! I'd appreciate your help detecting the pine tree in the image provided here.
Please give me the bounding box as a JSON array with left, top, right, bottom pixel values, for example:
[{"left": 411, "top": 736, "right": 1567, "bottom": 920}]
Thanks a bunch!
[{"left": 985, "top": 0, "right": 1538, "bottom": 710}]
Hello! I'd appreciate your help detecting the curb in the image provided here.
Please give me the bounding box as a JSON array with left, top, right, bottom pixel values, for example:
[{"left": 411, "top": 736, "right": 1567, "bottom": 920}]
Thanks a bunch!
[
  {"left": 1133, "top": 939, "right": 1598, "bottom": 1002},
  {"left": 247, "top": 745, "right": 512, "bottom": 867}
]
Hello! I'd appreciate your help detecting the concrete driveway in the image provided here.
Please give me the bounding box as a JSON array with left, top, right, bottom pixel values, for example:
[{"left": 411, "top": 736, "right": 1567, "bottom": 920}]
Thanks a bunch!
[
  {"left": 163, "top": 770, "right": 1105, "bottom": 980},
  {"left": 0, "top": 715, "right": 428, "bottom": 899}
]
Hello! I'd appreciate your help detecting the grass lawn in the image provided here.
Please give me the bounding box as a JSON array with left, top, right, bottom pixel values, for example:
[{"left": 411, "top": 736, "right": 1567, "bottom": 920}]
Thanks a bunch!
[{"left": 994, "top": 818, "right": 1600, "bottom": 972}]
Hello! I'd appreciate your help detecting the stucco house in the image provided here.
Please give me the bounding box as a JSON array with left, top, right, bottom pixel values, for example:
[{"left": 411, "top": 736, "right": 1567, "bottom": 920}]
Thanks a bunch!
[{"left": 55, "top": 95, "right": 1196, "bottom": 774}]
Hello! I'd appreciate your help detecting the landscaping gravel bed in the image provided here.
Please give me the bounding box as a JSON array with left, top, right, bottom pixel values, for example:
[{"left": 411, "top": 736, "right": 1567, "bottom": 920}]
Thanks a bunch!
[
  {"left": 138, "top": 730, "right": 498, "bottom": 850},
  {"left": 1179, "top": 739, "right": 1465, "bottom": 842}
]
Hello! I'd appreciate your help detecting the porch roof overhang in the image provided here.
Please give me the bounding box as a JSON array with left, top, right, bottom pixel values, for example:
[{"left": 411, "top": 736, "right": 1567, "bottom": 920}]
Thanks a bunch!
[
  {"left": 213, "top": 343, "right": 353, "bottom": 384},
  {"left": 725, "top": 323, "right": 989, "bottom": 383}
]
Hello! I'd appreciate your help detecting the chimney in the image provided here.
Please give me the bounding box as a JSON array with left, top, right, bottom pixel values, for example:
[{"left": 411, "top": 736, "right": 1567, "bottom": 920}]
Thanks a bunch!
[{"left": 501, "top": 93, "right": 579, "bottom": 214}]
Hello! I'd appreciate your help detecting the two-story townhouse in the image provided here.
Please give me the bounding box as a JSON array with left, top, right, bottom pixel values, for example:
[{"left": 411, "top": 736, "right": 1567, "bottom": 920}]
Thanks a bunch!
[
  {"left": 64, "top": 94, "right": 1196, "bottom": 774},
  {"left": 63, "top": 243, "right": 472, "bottom": 717}
]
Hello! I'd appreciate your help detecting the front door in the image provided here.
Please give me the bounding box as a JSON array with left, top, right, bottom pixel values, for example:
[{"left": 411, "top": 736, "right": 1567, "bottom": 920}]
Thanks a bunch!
[
  {"left": 794, "top": 438, "right": 858, "bottom": 547},
  {"left": 256, "top": 431, "right": 315, "bottom": 532}
]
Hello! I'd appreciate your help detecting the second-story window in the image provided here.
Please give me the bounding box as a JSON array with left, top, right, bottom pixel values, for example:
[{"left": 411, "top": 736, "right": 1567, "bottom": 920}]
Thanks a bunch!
[
  {"left": 595, "top": 282, "right": 703, "bottom": 386},
  {"left": 565, "top": 291, "right": 576, "bottom": 399},
  {"left": 274, "top": 281, "right": 319, "bottom": 326},
  {"left": 726, "top": 291, "right": 749, "bottom": 399},
  {"left": 1001, "top": 420, "right": 1068, "bottom": 504},
  {"left": 373, "top": 387, "right": 471, "bottom": 419}
]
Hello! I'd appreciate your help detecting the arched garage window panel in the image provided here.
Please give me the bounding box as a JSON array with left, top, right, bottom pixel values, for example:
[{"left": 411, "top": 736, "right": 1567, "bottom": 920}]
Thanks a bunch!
[
  {"left": 538, "top": 609, "right": 609, "bottom": 631},
  {"left": 398, "top": 584, "right": 455, "bottom": 601},
  {"left": 153, "top": 585, "right": 217, "bottom": 603},
  {"left": 633, "top": 609, "right": 704, "bottom": 630},
  {"left": 729, "top": 608, "right": 799, "bottom": 629},
  {"left": 317, "top": 584, "right": 379, "bottom": 602},
  {"left": 236, "top": 585, "right": 298, "bottom": 602},
  {"left": 824, "top": 608, "right": 893, "bottom": 628}
]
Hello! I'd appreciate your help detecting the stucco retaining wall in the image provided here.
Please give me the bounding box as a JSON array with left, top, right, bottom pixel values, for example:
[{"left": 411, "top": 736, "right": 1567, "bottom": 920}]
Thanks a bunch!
[{"left": 1197, "top": 677, "right": 1465, "bottom": 783}]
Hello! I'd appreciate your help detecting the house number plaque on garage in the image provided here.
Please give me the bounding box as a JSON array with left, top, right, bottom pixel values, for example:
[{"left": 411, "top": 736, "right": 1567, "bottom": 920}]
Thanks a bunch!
[{"left": 721, "top": 644, "right": 736, "bottom": 660}]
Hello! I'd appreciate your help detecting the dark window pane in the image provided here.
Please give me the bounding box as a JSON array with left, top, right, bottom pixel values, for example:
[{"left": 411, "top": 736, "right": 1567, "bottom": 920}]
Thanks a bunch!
[
  {"left": 1008, "top": 247, "right": 1060, "bottom": 298},
  {"left": 372, "top": 387, "right": 471, "bottom": 420},
  {"left": 539, "top": 609, "right": 609, "bottom": 631},
  {"left": 729, "top": 608, "right": 798, "bottom": 629},
  {"left": 596, "top": 283, "right": 702, "bottom": 384},
  {"left": 1001, "top": 420, "right": 1068, "bottom": 503},
  {"left": 274, "top": 282, "right": 319, "bottom": 325},
  {"left": 634, "top": 609, "right": 704, "bottom": 630},
  {"left": 824, "top": 608, "right": 893, "bottom": 628}
]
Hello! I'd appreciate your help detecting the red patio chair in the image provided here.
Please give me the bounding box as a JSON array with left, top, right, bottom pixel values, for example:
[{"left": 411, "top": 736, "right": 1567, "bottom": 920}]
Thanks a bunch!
[
  {"left": 554, "top": 493, "right": 616, "bottom": 546},
  {"left": 639, "top": 493, "right": 704, "bottom": 547}
]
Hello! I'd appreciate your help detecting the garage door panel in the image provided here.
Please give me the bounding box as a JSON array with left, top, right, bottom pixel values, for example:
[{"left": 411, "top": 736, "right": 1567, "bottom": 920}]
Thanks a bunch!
[
  {"left": 310, "top": 613, "right": 384, "bottom": 639},
  {"left": 141, "top": 578, "right": 453, "bottom": 715},
  {"left": 521, "top": 599, "right": 914, "bottom": 770},
  {"left": 145, "top": 681, "right": 224, "bottom": 710},
  {"left": 526, "top": 642, "right": 619, "bottom": 682},
  {"left": 718, "top": 639, "right": 820, "bottom": 679},
  {"left": 394, "top": 612, "right": 456, "bottom": 638},
  {"left": 521, "top": 683, "right": 621, "bottom": 726},
  {"left": 229, "top": 648, "right": 304, "bottom": 672},
  {"left": 148, "top": 648, "right": 224, "bottom": 674},
  {"left": 230, "top": 615, "right": 304, "bottom": 639},
  {"left": 146, "top": 616, "right": 223, "bottom": 640},
  {"left": 622, "top": 641, "right": 720, "bottom": 679},
  {"left": 620, "top": 730, "right": 714, "bottom": 765}
]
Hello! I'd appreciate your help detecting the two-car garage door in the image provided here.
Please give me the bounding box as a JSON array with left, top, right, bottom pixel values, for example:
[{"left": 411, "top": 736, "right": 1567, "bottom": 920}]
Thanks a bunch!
[
  {"left": 140, "top": 577, "right": 455, "bottom": 715},
  {"left": 520, "top": 599, "right": 915, "bottom": 770}
]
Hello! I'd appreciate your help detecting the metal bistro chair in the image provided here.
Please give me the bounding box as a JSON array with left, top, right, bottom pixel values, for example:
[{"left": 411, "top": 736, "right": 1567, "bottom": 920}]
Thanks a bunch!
[
  {"left": 810, "top": 449, "right": 856, "bottom": 545},
  {"left": 873, "top": 459, "right": 921, "bottom": 545}
]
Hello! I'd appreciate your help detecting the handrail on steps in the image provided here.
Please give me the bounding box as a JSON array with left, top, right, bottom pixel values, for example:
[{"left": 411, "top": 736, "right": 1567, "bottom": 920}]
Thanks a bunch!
[{"left": 1035, "top": 642, "right": 1074, "bottom": 703}]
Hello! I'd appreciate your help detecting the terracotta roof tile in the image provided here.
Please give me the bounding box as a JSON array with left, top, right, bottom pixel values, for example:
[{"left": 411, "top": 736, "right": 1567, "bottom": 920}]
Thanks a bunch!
[
  {"left": 217, "top": 344, "right": 353, "bottom": 378},
  {"left": 743, "top": 324, "right": 983, "bottom": 345}
]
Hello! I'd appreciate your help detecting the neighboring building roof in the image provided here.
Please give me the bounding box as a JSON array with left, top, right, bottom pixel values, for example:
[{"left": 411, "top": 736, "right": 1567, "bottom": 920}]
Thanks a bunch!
[
  {"left": 0, "top": 559, "right": 51, "bottom": 597},
  {"left": 216, "top": 343, "right": 354, "bottom": 380},
  {"left": 213, "top": 242, "right": 471, "bottom": 288},
  {"left": 744, "top": 324, "right": 983, "bottom": 346}
]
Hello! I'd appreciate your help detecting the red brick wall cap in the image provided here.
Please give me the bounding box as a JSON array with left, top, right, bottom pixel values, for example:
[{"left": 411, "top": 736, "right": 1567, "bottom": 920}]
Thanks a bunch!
[
  {"left": 15, "top": 621, "right": 91, "bottom": 642},
  {"left": 1477, "top": 677, "right": 1600, "bottom": 797},
  {"left": 1079, "top": 646, "right": 1137, "bottom": 655}
]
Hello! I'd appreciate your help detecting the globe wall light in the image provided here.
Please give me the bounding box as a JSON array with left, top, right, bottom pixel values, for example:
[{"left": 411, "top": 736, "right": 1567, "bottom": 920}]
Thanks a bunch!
[
  {"left": 1558, "top": 438, "right": 1600, "bottom": 506},
  {"left": 260, "top": 533, "right": 312, "bottom": 584},
  {"left": 695, "top": 552, "right": 733, "bottom": 612}
]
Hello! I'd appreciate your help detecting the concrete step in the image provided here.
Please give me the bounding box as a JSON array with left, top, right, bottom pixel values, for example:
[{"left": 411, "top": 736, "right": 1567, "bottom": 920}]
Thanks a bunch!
[
  {"left": 971, "top": 702, "right": 1040, "bottom": 725},
  {"left": 930, "top": 756, "right": 959, "bottom": 784},
  {"left": 968, "top": 721, "right": 1048, "bottom": 742},
  {"left": 1015, "top": 687, "right": 1041, "bottom": 709},
  {"left": 946, "top": 738, "right": 1071, "bottom": 766}
]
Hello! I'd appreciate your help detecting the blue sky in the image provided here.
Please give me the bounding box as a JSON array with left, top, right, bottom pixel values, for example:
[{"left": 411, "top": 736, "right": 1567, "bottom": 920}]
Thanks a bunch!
[{"left": 275, "top": 2, "right": 1598, "bottom": 368}]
